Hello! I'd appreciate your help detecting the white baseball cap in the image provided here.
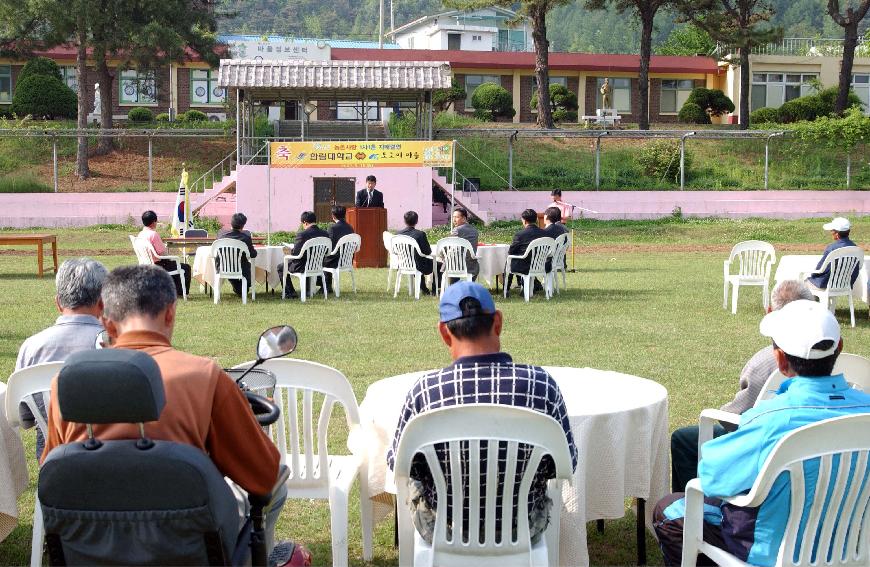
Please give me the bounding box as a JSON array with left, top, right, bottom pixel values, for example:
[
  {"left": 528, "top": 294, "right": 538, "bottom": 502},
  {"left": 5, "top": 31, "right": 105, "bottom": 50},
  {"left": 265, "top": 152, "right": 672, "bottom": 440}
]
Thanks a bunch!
[
  {"left": 823, "top": 217, "right": 851, "bottom": 232},
  {"left": 760, "top": 299, "right": 840, "bottom": 360}
]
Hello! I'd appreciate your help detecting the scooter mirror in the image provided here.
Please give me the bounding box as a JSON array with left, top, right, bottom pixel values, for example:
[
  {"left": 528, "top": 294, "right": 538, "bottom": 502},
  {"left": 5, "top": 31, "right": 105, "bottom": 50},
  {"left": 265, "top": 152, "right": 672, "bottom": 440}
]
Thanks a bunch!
[
  {"left": 257, "top": 325, "right": 297, "bottom": 360},
  {"left": 95, "top": 330, "right": 111, "bottom": 349}
]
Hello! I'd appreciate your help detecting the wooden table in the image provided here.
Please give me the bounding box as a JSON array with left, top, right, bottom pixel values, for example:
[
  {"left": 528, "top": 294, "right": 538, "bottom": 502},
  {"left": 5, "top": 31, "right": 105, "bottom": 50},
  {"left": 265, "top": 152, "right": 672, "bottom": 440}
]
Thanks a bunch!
[{"left": 0, "top": 234, "right": 58, "bottom": 277}]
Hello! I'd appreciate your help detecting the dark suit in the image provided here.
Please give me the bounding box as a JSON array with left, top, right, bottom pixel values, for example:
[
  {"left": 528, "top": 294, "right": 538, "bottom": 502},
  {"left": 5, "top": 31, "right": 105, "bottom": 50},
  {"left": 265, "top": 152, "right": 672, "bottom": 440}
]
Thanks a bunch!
[
  {"left": 324, "top": 220, "right": 356, "bottom": 269},
  {"left": 544, "top": 223, "right": 569, "bottom": 238},
  {"left": 216, "top": 228, "right": 257, "bottom": 297},
  {"left": 355, "top": 188, "right": 384, "bottom": 208},
  {"left": 278, "top": 224, "right": 329, "bottom": 296},
  {"left": 397, "top": 226, "right": 433, "bottom": 276},
  {"left": 508, "top": 224, "right": 549, "bottom": 274}
]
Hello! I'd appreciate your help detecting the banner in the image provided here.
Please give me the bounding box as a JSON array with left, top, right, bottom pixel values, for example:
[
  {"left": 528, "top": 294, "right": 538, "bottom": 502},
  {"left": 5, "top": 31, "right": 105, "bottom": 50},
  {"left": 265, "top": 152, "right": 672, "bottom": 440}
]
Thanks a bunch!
[{"left": 270, "top": 140, "right": 454, "bottom": 168}]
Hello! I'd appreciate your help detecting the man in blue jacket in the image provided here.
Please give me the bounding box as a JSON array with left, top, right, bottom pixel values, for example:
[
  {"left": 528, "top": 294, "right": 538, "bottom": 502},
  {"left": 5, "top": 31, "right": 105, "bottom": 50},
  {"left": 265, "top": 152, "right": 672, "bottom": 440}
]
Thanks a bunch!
[
  {"left": 807, "top": 216, "right": 859, "bottom": 289},
  {"left": 653, "top": 300, "right": 870, "bottom": 566}
]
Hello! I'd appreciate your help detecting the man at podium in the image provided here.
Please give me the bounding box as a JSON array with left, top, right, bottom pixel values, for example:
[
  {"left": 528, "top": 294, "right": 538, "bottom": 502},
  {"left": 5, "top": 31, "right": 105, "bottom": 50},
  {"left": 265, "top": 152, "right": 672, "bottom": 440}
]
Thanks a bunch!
[{"left": 355, "top": 175, "right": 384, "bottom": 208}]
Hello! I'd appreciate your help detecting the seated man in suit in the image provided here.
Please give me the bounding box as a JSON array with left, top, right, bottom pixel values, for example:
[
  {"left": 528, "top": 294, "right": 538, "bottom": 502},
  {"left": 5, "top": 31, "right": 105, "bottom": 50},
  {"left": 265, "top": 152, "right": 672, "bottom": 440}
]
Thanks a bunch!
[
  {"left": 137, "top": 210, "right": 191, "bottom": 297},
  {"left": 322, "top": 205, "right": 355, "bottom": 294},
  {"left": 450, "top": 207, "right": 479, "bottom": 278},
  {"left": 277, "top": 211, "right": 328, "bottom": 299},
  {"left": 507, "top": 208, "right": 549, "bottom": 295},
  {"left": 397, "top": 210, "right": 434, "bottom": 295},
  {"left": 216, "top": 212, "right": 257, "bottom": 298},
  {"left": 355, "top": 174, "right": 384, "bottom": 208},
  {"left": 543, "top": 206, "right": 569, "bottom": 238}
]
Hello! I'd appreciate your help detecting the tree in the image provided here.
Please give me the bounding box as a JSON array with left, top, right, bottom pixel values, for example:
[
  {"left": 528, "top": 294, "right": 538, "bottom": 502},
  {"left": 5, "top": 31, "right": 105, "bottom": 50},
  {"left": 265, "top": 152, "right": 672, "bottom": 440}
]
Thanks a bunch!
[
  {"left": 673, "top": 0, "right": 782, "bottom": 129},
  {"left": 432, "top": 80, "right": 466, "bottom": 112},
  {"left": 445, "top": 0, "right": 575, "bottom": 129},
  {"left": 586, "top": 0, "right": 669, "bottom": 130},
  {"left": 0, "top": 0, "right": 220, "bottom": 178},
  {"left": 656, "top": 24, "right": 716, "bottom": 55},
  {"left": 827, "top": 0, "right": 870, "bottom": 114}
]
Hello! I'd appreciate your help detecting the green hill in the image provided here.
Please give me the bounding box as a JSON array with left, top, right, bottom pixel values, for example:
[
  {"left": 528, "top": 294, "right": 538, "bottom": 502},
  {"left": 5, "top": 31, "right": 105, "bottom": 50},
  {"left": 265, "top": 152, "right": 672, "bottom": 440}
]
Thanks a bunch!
[{"left": 217, "top": 0, "right": 849, "bottom": 55}]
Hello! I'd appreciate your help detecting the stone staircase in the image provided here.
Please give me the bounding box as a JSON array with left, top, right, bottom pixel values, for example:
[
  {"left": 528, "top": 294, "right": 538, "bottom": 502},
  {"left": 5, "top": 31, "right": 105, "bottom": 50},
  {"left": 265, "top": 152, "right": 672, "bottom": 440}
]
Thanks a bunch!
[
  {"left": 431, "top": 170, "right": 491, "bottom": 223},
  {"left": 275, "top": 120, "right": 387, "bottom": 140}
]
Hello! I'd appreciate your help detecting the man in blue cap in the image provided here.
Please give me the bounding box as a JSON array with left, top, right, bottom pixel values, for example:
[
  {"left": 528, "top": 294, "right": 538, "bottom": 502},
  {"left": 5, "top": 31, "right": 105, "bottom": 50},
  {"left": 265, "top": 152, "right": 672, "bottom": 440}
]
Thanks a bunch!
[{"left": 387, "top": 282, "right": 577, "bottom": 544}]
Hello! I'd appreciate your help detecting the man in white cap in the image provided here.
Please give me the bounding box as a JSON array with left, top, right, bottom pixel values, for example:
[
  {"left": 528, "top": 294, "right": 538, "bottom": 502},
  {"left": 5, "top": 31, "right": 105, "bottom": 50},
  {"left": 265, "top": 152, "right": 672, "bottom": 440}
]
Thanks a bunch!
[
  {"left": 807, "top": 216, "right": 859, "bottom": 289},
  {"left": 653, "top": 300, "right": 870, "bottom": 566}
]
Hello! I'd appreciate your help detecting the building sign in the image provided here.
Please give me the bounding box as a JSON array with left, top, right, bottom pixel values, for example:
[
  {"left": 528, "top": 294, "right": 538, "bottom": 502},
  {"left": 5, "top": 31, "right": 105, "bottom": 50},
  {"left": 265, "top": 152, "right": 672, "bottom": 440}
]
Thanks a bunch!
[
  {"left": 225, "top": 38, "right": 330, "bottom": 61},
  {"left": 270, "top": 141, "right": 455, "bottom": 168}
]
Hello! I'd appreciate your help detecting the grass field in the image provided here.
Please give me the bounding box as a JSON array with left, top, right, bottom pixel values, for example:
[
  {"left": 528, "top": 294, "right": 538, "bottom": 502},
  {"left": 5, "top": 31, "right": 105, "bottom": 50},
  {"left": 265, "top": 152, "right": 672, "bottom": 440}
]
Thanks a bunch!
[{"left": 2, "top": 217, "right": 870, "bottom": 565}]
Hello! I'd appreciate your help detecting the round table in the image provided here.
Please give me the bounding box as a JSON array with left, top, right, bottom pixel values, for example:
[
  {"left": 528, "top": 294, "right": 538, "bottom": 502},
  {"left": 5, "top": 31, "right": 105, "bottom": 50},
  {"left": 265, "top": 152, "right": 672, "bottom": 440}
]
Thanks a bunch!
[
  {"left": 353, "top": 366, "right": 670, "bottom": 567},
  {"left": 475, "top": 244, "right": 509, "bottom": 288},
  {"left": 192, "top": 245, "right": 286, "bottom": 291}
]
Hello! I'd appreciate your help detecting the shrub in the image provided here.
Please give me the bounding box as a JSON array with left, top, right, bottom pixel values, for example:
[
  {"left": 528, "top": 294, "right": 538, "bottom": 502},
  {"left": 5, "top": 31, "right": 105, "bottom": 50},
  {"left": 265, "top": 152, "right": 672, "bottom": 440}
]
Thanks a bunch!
[
  {"left": 388, "top": 110, "right": 415, "bottom": 138},
  {"left": 471, "top": 83, "right": 515, "bottom": 121},
  {"left": 685, "top": 87, "right": 735, "bottom": 117},
  {"left": 433, "top": 80, "right": 466, "bottom": 112},
  {"left": 10, "top": 75, "right": 76, "bottom": 119},
  {"left": 552, "top": 109, "right": 578, "bottom": 123},
  {"left": 637, "top": 140, "right": 689, "bottom": 183},
  {"left": 183, "top": 109, "right": 208, "bottom": 122},
  {"left": 778, "top": 86, "right": 864, "bottom": 123},
  {"left": 127, "top": 107, "right": 153, "bottom": 122},
  {"left": 750, "top": 107, "right": 780, "bottom": 124},
  {"left": 175, "top": 111, "right": 187, "bottom": 121},
  {"left": 18, "top": 57, "right": 63, "bottom": 84},
  {"left": 531, "top": 83, "right": 579, "bottom": 112},
  {"left": 155, "top": 112, "right": 170, "bottom": 122},
  {"left": 678, "top": 102, "right": 709, "bottom": 124}
]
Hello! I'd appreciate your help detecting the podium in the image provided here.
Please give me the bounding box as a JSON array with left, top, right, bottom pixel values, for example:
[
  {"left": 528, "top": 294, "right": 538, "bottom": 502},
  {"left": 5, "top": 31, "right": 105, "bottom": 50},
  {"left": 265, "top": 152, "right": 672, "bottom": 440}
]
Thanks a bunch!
[{"left": 347, "top": 207, "right": 387, "bottom": 268}]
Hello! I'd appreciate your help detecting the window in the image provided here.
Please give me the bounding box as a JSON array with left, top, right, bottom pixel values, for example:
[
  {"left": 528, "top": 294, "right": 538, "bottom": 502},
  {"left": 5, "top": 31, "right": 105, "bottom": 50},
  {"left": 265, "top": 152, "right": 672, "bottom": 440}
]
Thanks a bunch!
[
  {"left": 660, "top": 79, "right": 694, "bottom": 113},
  {"left": 190, "top": 69, "right": 224, "bottom": 105},
  {"left": 852, "top": 74, "right": 870, "bottom": 114},
  {"left": 119, "top": 69, "right": 157, "bottom": 105},
  {"left": 464, "top": 74, "right": 500, "bottom": 107},
  {"left": 596, "top": 77, "right": 631, "bottom": 113},
  {"left": 60, "top": 66, "right": 77, "bottom": 92},
  {"left": 0, "top": 65, "right": 10, "bottom": 103},
  {"left": 750, "top": 73, "right": 816, "bottom": 110},
  {"left": 408, "top": 37, "right": 415, "bottom": 49}
]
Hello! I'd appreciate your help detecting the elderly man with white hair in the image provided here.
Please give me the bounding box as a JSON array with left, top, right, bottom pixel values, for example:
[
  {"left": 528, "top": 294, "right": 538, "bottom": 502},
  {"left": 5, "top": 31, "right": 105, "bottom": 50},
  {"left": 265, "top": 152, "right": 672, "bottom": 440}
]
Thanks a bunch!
[
  {"left": 669, "top": 279, "right": 815, "bottom": 493},
  {"left": 15, "top": 257, "right": 108, "bottom": 457}
]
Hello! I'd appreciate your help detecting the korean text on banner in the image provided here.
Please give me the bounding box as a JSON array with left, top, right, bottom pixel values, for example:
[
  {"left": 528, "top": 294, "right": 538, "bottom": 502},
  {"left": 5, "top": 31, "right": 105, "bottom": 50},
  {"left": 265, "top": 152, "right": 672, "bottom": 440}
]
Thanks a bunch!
[{"left": 270, "top": 141, "right": 454, "bottom": 168}]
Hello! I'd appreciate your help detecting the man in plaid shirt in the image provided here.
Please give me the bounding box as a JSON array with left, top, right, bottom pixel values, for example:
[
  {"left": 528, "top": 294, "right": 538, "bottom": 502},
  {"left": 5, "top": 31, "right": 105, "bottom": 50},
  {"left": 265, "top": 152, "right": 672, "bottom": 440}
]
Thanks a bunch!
[{"left": 387, "top": 282, "right": 578, "bottom": 544}]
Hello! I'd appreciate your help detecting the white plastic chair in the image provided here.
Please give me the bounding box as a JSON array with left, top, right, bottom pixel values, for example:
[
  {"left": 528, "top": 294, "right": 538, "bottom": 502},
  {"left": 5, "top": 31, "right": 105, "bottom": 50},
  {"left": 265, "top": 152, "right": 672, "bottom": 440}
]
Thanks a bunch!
[
  {"left": 435, "top": 237, "right": 476, "bottom": 297},
  {"left": 130, "top": 235, "right": 188, "bottom": 300},
  {"left": 394, "top": 404, "right": 573, "bottom": 567},
  {"left": 550, "top": 233, "right": 569, "bottom": 294},
  {"left": 698, "top": 353, "right": 870, "bottom": 453},
  {"left": 682, "top": 413, "right": 870, "bottom": 567},
  {"left": 5, "top": 361, "right": 65, "bottom": 567},
  {"left": 233, "top": 359, "right": 373, "bottom": 567},
  {"left": 383, "top": 231, "right": 399, "bottom": 291},
  {"left": 392, "top": 235, "right": 436, "bottom": 300},
  {"left": 210, "top": 238, "right": 255, "bottom": 305},
  {"left": 723, "top": 241, "right": 776, "bottom": 315},
  {"left": 323, "top": 234, "right": 361, "bottom": 298},
  {"left": 281, "top": 237, "right": 331, "bottom": 302},
  {"left": 504, "top": 238, "right": 555, "bottom": 302},
  {"left": 807, "top": 246, "right": 864, "bottom": 328}
]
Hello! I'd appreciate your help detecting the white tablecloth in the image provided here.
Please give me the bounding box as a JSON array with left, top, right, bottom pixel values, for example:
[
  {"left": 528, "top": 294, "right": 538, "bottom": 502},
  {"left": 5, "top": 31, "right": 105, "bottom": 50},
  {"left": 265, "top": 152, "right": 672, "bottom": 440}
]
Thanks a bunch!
[
  {"left": 774, "top": 254, "right": 870, "bottom": 302},
  {"left": 192, "top": 245, "right": 286, "bottom": 289},
  {"left": 0, "top": 385, "right": 29, "bottom": 542},
  {"left": 476, "top": 244, "right": 509, "bottom": 287},
  {"left": 353, "top": 366, "right": 670, "bottom": 566}
]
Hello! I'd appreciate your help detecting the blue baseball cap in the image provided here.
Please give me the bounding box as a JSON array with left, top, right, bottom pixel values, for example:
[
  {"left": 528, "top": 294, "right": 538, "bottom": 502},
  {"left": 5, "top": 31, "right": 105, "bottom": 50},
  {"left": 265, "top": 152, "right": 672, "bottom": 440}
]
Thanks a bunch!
[{"left": 439, "top": 281, "right": 496, "bottom": 322}]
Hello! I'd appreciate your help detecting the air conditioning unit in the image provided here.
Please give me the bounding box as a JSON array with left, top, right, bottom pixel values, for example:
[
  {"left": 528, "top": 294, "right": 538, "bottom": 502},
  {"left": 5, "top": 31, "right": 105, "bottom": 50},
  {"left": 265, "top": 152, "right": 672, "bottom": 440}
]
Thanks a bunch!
[{"left": 206, "top": 112, "right": 226, "bottom": 122}]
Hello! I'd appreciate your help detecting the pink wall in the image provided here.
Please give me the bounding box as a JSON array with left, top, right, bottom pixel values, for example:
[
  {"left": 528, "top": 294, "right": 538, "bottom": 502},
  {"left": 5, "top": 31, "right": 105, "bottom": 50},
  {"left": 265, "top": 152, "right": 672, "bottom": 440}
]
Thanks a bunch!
[
  {"left": 473, "top": 191, "right": 870, "bottom": 221},
  {"left": 236, "top": 165, "right": 433, "bottom": 231},
  {"left": 1, "top": 189, "right": 867, "bottom": 229}
]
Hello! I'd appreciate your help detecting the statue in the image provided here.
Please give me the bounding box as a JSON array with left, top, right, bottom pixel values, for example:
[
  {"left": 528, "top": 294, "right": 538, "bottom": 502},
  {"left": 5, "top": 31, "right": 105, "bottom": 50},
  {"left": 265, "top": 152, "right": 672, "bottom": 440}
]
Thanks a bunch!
[
  {"left": 93, "top": 83, "right": 101, "bottom": 115},
  {"left": 599, "top": 78, "right": 612, "bottom": 110}
]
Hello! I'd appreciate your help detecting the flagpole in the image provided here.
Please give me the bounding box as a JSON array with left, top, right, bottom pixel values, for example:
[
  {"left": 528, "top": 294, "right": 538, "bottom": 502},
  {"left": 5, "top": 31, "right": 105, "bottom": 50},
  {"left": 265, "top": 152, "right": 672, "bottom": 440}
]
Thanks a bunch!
[{"left": 267, "top": 142, "right": 272, "bottom": 246}]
